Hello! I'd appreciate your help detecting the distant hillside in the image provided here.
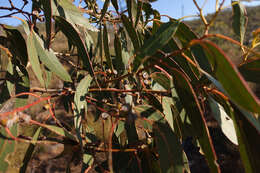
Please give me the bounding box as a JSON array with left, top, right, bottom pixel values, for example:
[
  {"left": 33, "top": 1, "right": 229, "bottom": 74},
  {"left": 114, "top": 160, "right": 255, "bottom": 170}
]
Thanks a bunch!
[{"left": 185, "top": 5, "right": 260, "bottom": 64}]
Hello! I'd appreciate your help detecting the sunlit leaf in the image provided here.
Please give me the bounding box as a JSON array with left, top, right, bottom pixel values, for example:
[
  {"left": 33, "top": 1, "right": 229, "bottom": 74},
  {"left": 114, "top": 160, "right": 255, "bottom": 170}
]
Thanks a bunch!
[
  {"left": 27, "top": 31, "right": 45, "bottom": 87},
  {"left": 52, "top": 0, "right": 98, "bottom": 31},
  {"left": 209, "top": 97, "right": 238, "bottom": 145},
  {"left": 32, "top": 31, "right": 72, "bottom": 82},
  {"left": 74, "top": 75, "right": 92, "bottom": 143},
  {"left": 195, "top": 40, "right": 260, "bottom": 114}
]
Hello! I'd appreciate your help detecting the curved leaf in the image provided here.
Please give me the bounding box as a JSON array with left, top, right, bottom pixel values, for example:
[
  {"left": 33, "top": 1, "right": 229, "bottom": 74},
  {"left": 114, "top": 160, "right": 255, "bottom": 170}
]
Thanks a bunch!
[
  {"left": 232, "top": 0, "right": 247, "bottom": 44},
  {"left": 195, "top": 40, "right": 260, "bottom": 114},
  {"left": 27, "top": 32, "right": 45, "bottom": 87},
  {"left": 32, "top": 31, "right": 72, "bottom": 82},
  {"left": 170, "top": 68, "right": 220, "bottom": 173},
  {"left": 74, "top": 75, "right": 92, "bottom": 143},
  {"left": 209, "top": 97, "right": 238, "bottom": 145},
  {"left": 54, "top": 16, "right": 95, "bottom": 76}
]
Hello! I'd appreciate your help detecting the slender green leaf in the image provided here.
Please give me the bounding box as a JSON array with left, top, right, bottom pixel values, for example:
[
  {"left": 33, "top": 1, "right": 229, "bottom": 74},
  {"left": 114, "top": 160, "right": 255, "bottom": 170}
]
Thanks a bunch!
[
  {"left": 20, "top": 127, "right": 42, "bottom": 173},
  {"left": 32, "top": 31, "right": 72, "bottom": 82},
  {"left": 230, "top": 103, "right": 260, "bottom": 172},
  {"left": 232, "top": 0, "right": 247, "bottom": 44},
  {"left": 121, "top": 14, "right": 140, "bottom": 51},
  {"left": 170, "top": 68, "right": 220, "bottom": 172},
  {"left": 103, "top": 23, "right": 113, "bottom": 71},
  {"left": 111, "top": 0, "right": 119, "bottom": 12},
  {"left": 41, "top": 0, "right": 52, "bottom": 49},
  {"left": 44, "top": 124, "right": 77, "bottom": 141},
  {"left": 114, "top": 32, "right": 126, "bottom": 74},
  {"left": 27, "top": 32, "right": 45, "bottom": 87},
  {"left": 54, "top": 16, "right": 95, "bottom": 76},
  {"left": 133, "top": 21, "right": 179, "bottom": 72},
  {"left": 74, "top": 75, "right": 92, "bottom": 143},
  {"left": 126, "top": 0, "right": 137, "bottom": 24}
]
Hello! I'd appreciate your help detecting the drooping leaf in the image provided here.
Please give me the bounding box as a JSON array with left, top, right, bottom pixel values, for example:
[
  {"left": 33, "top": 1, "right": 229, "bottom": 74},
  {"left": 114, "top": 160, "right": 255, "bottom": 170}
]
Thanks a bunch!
[
  {"left": 121, "top": 14, "right": 140, "bottom": 51},
  {"left": 170, "top": 68, "right": 220, "bottom": 172},
  {"left": 27, "top": 31, "right": 45, "bottom": 87},
  {"left": 194, "top": 40, "right": 260, "bottom": 114},
  {"left": 126, "top": 0, "right": 138, "bottom": 24},
  {"left": 133, "top": 20, "right": 179, "bottom": 72},
  {"left": 100, "top": 0, "right": 110, "bottom": 23},
  {"left": 52, "top": 0, "right": 98, "bottom": 31},
  {"left": 113, "top": 32, "right": 125, "bottom": 74},
  {"left": 209, "top": 97, "right": 238, "bottom": 145},
  {"left": 134, "top": 105, "right": 190, "bottom": 173},
  {"left": 41, "top": 0, "right": 52, "bottom": 49},
  {"left": 1, "top": 25, "right": 28, "bottom": 66},
  {"left": 230, "top": 103, "right": 260, "bottom": 172},
  {"left": 103, "top": 23, "right": 113, "bottom": 71},
  {"left": 44, "top": 124, "right": 77, "bottom": 141},
  {"left": 239, "top": 58, "right": 260, "bottom": 83},
  {"left": 232, "top": 0, "right": 247, "bottom": 44},
  {"left": 111, "top": 0, "right": 119, "bottom": 12},
  {"left": 153, "top": 122, "right": 190, "bottom": 173},
  {"left": 54, "top": 16, "right": 95, "bottom": 76},
  {"left": 32, "top": 31, "right": 72, "bottom": 82},
  {"left": 74, "top": 75, "right": 92, "bottom": 143},
  {"left": 20, "top": 127, "right": 42, "bottom": 173}
]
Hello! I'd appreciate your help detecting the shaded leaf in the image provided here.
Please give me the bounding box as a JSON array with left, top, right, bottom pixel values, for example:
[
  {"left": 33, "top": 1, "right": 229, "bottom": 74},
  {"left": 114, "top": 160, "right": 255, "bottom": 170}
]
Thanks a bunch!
[
  {"left": 151, "top": 72, "right": 170, "bottom": 90},
  {"left": 20, "top": 127, "right": 42, "bottom": 173},
  {"left": 230, "top": 103, "right": 260, "bottom": 172},
  {"left": 0, "top": 125, "right": 17, "bottom": 173},
  {"left": 232, "top": 0, "right": 247, "bottom": 44},
  {"left": 41, "top": 0, "right": 52, "bottom": 49},
  {"left": 121, "top": 14, "right": 140, "bottom": 51},
  {"left": 44, "top": 124, "right": 77, "bottom": 141},
  {"left": 54, "top": 16, "right": 95, "bottom": 76},
  {"left": 1, "top": 25, "right": 28, "bottom": 66},
  {"left": 239, "top": 58, "right": 260, "bottom": 83},
  {"left": 170, "top": 68, "right": 220, "bottom": 172},
  {"left": 133, "top": 20, "right": 179, "bottom": 72},
  {"left": 103, "top": 23, "right": 113, "bottom": 71},
  {"left": 100, "top": 0, "right": 110, "bottom": 23}
]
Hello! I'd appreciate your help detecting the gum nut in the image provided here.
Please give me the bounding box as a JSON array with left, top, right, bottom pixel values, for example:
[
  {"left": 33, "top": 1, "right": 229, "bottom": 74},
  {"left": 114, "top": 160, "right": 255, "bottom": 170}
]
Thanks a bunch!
[
  {"left": 142, "top": 72, "right": 149, "bottom": 79},
  {"left": 101, "top": 112, "right": 110, "bottom": 119}
]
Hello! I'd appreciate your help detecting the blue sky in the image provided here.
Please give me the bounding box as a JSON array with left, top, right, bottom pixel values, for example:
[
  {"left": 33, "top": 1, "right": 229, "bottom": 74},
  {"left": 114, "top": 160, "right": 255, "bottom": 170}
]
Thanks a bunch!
[{"left": 0, "top": 0, "right": 260, "bottom": 26}]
